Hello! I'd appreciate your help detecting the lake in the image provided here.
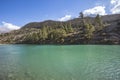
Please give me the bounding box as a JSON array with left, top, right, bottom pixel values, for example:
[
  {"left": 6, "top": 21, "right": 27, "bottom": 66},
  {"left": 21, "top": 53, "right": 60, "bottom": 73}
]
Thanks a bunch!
[{"left": 0, "top": 45, "right": 120, "bottom": 80}]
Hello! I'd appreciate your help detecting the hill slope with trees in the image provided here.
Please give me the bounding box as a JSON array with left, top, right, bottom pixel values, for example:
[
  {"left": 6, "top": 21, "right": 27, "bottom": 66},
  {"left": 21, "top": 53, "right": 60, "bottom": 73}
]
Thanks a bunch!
[{"left": 0, "top": 13, "right": 120, "bottom": 44}]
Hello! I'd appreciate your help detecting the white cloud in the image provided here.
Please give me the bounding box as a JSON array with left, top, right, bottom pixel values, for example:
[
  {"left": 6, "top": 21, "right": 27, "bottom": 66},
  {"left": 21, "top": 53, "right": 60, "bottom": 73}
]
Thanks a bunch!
[
  {"left": 111, "top": 0, "right": 118, "bottom": 4},
  {"left": 110, "top": 0, "right": 120, "bottom": 14},
  {"left": 58, "top": 15, "right": 72, "bottom": 21},
  {"left": 0, "top": 21, "right": 20, "bottom": 33},
  {"left": 83, "top": 6, "right": 107, "bottom": 16}
]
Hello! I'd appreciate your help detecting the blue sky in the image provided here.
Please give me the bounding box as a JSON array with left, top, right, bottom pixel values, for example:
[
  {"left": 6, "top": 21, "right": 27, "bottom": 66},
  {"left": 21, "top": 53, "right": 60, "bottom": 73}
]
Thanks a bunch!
[{"left": 0, "top": 0, "right": 120, "bottom": 32}]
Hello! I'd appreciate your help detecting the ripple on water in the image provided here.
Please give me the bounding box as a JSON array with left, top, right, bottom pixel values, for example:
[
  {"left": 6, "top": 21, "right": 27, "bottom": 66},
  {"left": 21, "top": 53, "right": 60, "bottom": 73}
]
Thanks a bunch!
[{"left": 0, "top": 45, "right": 120, "bottom": 80}]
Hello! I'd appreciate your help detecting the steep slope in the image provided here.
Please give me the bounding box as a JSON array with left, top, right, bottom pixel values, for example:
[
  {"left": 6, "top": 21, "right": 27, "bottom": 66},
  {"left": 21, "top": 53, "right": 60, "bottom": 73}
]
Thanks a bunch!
[{"left": 0, "top": 14, "right": 120, "bottom": 44}]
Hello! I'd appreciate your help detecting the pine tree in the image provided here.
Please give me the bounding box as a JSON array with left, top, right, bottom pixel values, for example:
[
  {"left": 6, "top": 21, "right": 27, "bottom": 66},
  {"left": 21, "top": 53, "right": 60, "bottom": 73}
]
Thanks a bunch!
[
  {"left": 68, "top": 22, "right": 73, "bottom": 33},
  {"left": 84, "top": 23, "right": 95, "bottom": 40},
  {"left": 94, "top": 14, "right": 103, "bottom": 30},
  {"left": 79, "top": 12, "right": 85, "bottom": 26},
  {"left": 79, "top": 12, "right": 84, "bottom": 19},
  {"left": 41, "top": 26, "right": 48, "bottom": 40},
  {"left": 63, "top": 23, "right": 69, "bottom": 33}
]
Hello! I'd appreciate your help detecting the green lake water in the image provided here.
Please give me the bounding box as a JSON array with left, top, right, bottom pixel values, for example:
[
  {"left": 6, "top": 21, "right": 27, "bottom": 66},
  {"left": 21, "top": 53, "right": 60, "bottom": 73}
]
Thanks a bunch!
[{"left": 0, "top": 45, "right": 120, "bottom": 80}]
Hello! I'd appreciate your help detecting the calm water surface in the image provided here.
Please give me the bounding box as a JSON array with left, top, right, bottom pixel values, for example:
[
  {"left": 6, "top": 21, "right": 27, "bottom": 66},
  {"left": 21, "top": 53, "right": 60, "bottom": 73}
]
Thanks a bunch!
[{"left": 0, "top": 45, "right": 120, "bottom": 80}]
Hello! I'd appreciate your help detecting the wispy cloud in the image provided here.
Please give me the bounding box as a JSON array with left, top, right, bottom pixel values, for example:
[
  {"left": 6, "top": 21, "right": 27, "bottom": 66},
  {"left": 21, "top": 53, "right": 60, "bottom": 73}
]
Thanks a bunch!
[
  {"left": 83, "top": 6, "right": 107, "bottom": 16},
  {"left": 110, "top": 0, "right": 120, "bottom": 14},
  {"left": 58, "top": 15, "right": 72, "bottom": 21},
  {"left": 0, "top": 21, "right": 20, "bottom": 33}
]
